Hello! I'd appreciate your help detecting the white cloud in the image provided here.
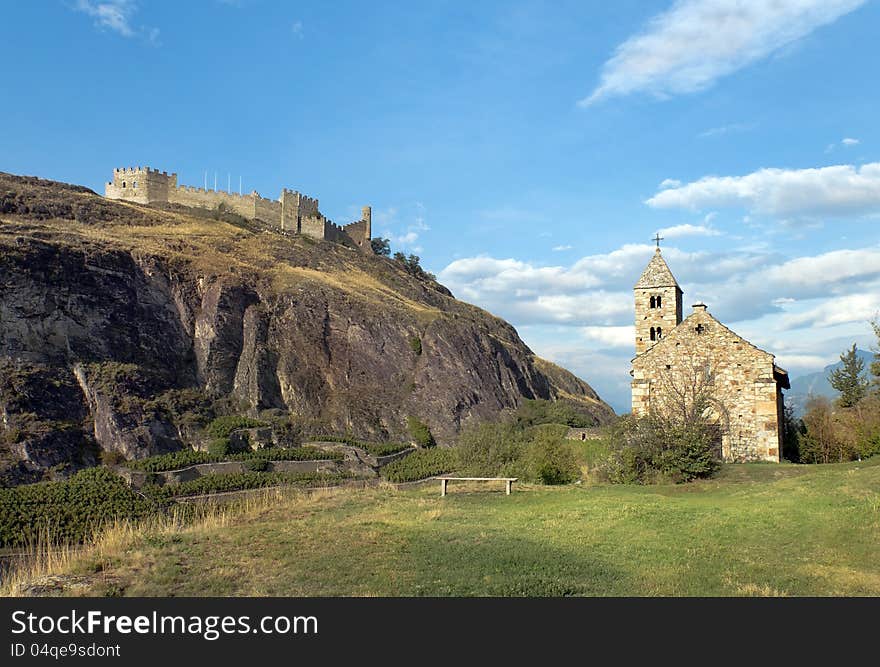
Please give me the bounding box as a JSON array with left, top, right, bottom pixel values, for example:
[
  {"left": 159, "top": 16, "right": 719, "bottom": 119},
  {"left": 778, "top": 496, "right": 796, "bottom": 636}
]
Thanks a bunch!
[
  {"left": 376, "top": 203, "right": 430, "bottom": 252},
  {"left": 842, "top": 137, "right": 860, "bottom": 146},
  {"left": 74, "top": 0, "right": 137, "bottom": 37},
  {"left": 552, "top": 244, "right": 573, "bottom": 252},
  {"left": 73, "top": 0, "right": 159, "bottom": 44},
  {"left": 780, "top": 292, "right": 880, "bottom": 330},
  {"left": 646, "top": 162, "right": 880, "bottom": 220},
  {"left": 659, "top": 178, "right": 682, "bottom": 189},
  {"left": 292, "top": 20, "right": 303, "bottom": 38},
  {"left": 658, "top": 223, "right": 722, "bottom": 238},
  {"left": 580, "top": 326, "right": 635, "bottom": 349},
  {"left": 698, "top": 122, "right": 755, "bottom": 138},
  {"left": 440, "top": 241, "right": 880, "bottom": 412},
  {"left": 580, "top": 0, "right": 865, "bottom": 106}
]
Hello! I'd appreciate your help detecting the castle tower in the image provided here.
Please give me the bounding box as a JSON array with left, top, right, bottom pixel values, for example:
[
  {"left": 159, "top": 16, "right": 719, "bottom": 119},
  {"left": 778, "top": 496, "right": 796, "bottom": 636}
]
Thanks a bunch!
[
  {"left": 634, "top": 248, "right": 683, "bottom": 355},
  {"left": 105, "top": 166, "right": 176, "bottom": 205},
  {"left": 362, "top": 205, "right": 372, "bottom": 243}
]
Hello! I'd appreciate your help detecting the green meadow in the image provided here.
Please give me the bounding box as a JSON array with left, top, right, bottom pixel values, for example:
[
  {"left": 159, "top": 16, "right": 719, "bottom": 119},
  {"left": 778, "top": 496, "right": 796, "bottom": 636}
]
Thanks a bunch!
[{"left": 11, "top": 458, "right": 878, "bottom": 597}]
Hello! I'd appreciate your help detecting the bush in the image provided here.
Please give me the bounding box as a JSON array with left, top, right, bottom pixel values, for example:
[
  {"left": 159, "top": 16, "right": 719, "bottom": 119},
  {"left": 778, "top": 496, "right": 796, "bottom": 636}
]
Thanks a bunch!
[
  {"left": 307, "top": 435, "right": 411, "bottom": 456},
  {"left": 126, "top": 446, "right": 342, "bottom": 473},
  {"left": 409, "top": 336, "right": 422, "bottom": 355},
  {"left": 99, "top": 450, "right": 126, "bottom": 466},
  {"left": 601, "top": 415, "right": 720, "bottom": 484},
  {"left": 514, "top": 399, "right": 597, "bottom": 429},
  {"left": 407, "top": 416, "right": 435, "bottom": 448},
  {"left": 145, "top": 471, "right": 352, "bottom": 499},
  {"left": 206, "top": 415, "right": 266, "bottom": 439},
  {"left": 456, "top": 421, "right": 526, "bottom": 477},
  {"left": 245, "top": 458, "right": 269, "bottom": 472},
  {"left": 207, "top": 438, "right": 231, "bottom": 458},
  {"left": 380, "top": 448, "right": 458, "bottom": 483},
  {"left": 0, "top": 468, "right": 154, "bottom": 547},
  {"left": 521, "top": 426, "right": 580, "bottom": 485}
]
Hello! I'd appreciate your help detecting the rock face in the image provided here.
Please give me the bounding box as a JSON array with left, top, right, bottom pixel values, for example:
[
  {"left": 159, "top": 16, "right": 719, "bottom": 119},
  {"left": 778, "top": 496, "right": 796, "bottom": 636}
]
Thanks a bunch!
[{"left": 0, "top": 172, "right": 615, "bottom": 484}]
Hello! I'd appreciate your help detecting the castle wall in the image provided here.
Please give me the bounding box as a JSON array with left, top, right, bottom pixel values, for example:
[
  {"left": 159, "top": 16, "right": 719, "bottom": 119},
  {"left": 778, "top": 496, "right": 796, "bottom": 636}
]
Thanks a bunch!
[
  {"left": 167, "top": 186, "right": 256, "bottom": 220},
  {"left": 300, "top": 215, "right": 327, "bottom": 240},
  {"left": 253, "top": 197, "right": 282, "bottom": 227},
  {"left": 105, "top": 166, "right": 370, "bottom": 248},
  {"left": 631, "top": 308, "right": 783, "bottom": 462},
  {"left": 280, "top": 190, "right": 319, "bottom": 233},
  {"left": 342, "top": 219, "right": 370, "bottom": 249}
]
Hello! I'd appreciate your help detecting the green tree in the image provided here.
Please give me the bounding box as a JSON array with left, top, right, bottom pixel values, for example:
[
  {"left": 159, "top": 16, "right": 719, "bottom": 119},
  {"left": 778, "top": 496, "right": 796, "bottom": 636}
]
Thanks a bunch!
[
  {"left": 870, "top": 318, "right": 880, "bottom": 388},
  {"left": 799, "top": 396, "right": 853, "bottom": 463},
  {"left": 829, "top": 343, "right": 868, "bottom": 407},
  {"left": 370, "top": 237, "right": 391, "bottom": 256}
]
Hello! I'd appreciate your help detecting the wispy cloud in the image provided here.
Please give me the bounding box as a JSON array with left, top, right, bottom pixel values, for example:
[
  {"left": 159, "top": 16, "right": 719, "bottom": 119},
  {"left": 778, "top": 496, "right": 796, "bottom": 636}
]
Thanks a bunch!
[
  {"left": 74, "top": 0, "right": 136, "bottom": 36},
  {"left": 826, "top": 137, "right": 862, "bottom": 152},
  {"left": 646, "top": 162, "right": 880, "bottom": 221},
  {"left": 73, "top": 0, "right": 160, "bottom": 44},
  {"left": 292, "top": 20, "right": 303, "bottom": 38},
  {"left": 580, "top": 0, "right": 865, "bottom": 106},
  {"left": 658, "top": 223, "right": 722, "bottom": 238},
  {"left": 552, "top": 244, "right": 573, "bottom": 252},
  {"left": 440, "top": 242, "right": 880, "bottom": 410},
  {"left": 698, "top": 122, "right": 756, "bottom": 138},
  {"left": 375, "top": 203, "right": 430, "bottom": 253}
]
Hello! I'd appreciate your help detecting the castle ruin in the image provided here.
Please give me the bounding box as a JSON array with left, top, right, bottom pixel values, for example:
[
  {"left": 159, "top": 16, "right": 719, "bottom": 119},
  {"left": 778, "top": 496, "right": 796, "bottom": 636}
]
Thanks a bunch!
[
  {"left": 105, "top": 166, "right": 372, "bottom": 249},
  {"left": 630, "top": 248, "right": 790, "bottom": 462}
]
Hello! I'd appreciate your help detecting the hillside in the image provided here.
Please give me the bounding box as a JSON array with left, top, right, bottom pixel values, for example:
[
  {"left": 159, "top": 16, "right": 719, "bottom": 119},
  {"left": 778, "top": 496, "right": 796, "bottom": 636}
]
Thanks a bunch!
[
  {"left": 0, "top": 172, "right": 614, "bottom": 485},
  {"left": 7, "top": 459, "right": 879, "bottom": 596}
]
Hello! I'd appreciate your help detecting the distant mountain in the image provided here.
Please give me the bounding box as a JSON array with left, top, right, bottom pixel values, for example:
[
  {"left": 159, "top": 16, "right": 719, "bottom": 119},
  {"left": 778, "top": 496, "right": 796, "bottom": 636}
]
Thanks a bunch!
[{"left": 786, "top": 349, "right": 874, "bottom": 416}]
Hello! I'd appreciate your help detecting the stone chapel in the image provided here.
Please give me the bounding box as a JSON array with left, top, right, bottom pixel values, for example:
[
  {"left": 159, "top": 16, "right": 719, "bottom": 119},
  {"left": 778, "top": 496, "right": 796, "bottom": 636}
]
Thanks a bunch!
[{"left": 630, "top": 247, "right": 789, "bottom": 462}]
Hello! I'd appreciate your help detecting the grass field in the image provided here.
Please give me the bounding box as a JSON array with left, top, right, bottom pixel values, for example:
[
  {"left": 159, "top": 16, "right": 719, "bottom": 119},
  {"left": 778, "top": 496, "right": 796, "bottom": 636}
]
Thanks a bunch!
[{"left": 5, "top": 459, "right": 879, "bottom": 597}]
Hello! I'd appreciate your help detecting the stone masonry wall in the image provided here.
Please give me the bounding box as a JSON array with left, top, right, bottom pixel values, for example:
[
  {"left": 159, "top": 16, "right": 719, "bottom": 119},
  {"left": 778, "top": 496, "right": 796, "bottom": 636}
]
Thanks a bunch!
[
  {"left": 634, "top": 285, "right": 682, "bottom": 356},
  {"left": 168, "top": 186, "right": 257, "bottom": 220},
  {"left": 106, "top": 166, "right": 369, "bottom": 249},
  {"left": 632, "top": 306, "right": 782, "bottom": 462}
]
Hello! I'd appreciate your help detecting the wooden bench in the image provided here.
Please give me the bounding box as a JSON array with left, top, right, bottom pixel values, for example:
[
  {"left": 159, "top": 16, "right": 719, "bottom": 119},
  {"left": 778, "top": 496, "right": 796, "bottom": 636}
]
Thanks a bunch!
[{"left": 436, "top": 476, "right": 518, "bottom": 496}]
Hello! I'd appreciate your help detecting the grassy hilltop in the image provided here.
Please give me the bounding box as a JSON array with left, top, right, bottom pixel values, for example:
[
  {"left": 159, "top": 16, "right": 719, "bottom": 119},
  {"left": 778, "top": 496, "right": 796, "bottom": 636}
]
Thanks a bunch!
[{"left": 6, "top": 458, "right": 878, "bottom": 597}]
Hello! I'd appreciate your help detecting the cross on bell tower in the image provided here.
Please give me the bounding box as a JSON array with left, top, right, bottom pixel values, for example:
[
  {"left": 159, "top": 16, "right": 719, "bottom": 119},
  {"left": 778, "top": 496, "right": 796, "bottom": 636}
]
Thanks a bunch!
[{"left": 653, "top": 233, "right": 664, "bottom": 249}]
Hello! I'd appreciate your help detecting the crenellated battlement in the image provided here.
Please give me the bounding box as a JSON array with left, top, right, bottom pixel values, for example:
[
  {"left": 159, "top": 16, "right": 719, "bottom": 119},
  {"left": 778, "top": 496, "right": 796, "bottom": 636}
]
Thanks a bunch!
[{"left": 104, "top": 164, "right": 372, "bottom": 250}]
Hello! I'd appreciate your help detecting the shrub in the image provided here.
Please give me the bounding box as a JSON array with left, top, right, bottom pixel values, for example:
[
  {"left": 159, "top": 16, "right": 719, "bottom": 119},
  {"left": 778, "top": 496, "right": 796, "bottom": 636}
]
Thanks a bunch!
[
  {"left": 409, "top": 336, "right": 422, "bottom": 355},
  {"left": 514, "top": 399, "right": 597, "bottom": 429},
  {"left": 380, "top": 448, "right": 458, "bottom": 483},
  {"left": 407, "top": 416, "right": 435, "bottom": 448},
  {"left": 125, "top": 447, "right": 342, "bottom": 472},
  {"left": 245, "top": 458, "right": 269, "bottom": 472},
  {"left": 206, "top": 415, "right": 266, "bottom": 439},
  {"left": 146, "top": 471, "right": 352, "bottom": 499},
  {"left": 0, "top": 468, "right": 155, "bottom": 547},
  {"left": 601, "top": 415, "right": 720, "bottom": 484},
  {"left": 361, "top": 442, "right": 412, "bottom": 457},
  {"left": 456, "top": 421, "right": 526, "bottom": 477},
  {"left": 307, "top": 435, "right": 410, "bottom": 456},
  {"left": 99, "top": 449, "right": 126, "bottom": 466},
  {"left": 521, "top": 426, "right": 580, "bottom": 485},
  {"left": 207, "top": 438, "right": 231, "bottom": 458}
]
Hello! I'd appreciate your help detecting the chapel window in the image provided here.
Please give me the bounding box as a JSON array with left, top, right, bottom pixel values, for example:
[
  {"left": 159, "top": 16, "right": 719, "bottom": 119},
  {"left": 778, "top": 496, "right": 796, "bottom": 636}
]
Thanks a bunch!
[
  {"left": 656, "top": 327, "right": 662, "bottom": 339},
  {"left": 650, "top": 327, "right": 656, "bottom": 341},
  {"left": 656, "top": 295, "right": 662, "bottom": 308}
]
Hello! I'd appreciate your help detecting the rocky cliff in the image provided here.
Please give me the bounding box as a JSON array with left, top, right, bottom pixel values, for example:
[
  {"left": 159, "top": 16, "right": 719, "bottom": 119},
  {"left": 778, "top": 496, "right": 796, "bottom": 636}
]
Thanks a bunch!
[{"left": 0, "top": 172, "right": 614, "bottom": 485}]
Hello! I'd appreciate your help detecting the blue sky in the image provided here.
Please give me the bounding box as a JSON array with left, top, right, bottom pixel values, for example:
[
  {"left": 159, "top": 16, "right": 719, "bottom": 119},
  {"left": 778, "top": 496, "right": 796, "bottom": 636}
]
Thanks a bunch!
[{"left": 2, "top": 1, "right": 879, "bottom": 411}]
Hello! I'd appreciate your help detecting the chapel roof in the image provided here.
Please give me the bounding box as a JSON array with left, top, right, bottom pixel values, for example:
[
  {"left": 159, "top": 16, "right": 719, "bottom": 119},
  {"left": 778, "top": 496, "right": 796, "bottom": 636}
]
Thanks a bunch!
[{"left": 634, "top": 248, "right": 681, "bottom": 290}]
